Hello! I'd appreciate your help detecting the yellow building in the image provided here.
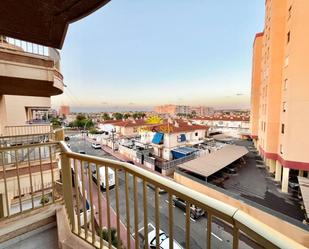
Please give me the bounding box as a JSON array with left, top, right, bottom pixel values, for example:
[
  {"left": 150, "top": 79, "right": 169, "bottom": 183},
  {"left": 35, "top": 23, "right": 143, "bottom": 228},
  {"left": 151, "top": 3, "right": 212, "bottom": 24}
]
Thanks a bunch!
[{"left": 251, "top": 0, "right": 309, "bottom": 192}]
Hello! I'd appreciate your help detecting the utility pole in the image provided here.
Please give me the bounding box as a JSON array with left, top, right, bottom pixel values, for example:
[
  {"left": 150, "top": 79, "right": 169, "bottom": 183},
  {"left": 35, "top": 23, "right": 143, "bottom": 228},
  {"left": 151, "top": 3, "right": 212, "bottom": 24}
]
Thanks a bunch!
[{"left": 111, "top": 128, "right": 116, "bottom": 152}]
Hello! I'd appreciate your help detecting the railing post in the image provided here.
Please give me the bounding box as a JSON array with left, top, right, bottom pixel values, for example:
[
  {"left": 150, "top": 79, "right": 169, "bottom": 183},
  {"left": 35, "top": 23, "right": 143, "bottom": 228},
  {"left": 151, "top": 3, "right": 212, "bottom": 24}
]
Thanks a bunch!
[
  {"left": 60, "top": 151, "right": 75, "bottom": 231},
  {"left": 55, "top": 128, "right": 64, "bottom": 141}
]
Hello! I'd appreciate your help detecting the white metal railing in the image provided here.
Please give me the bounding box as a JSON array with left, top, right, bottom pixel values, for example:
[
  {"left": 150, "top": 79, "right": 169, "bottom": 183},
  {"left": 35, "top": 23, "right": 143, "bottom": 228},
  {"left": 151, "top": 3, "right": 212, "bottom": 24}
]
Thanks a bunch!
[
  {"left": 0, "top": 35, "right": 48, "bottom": 56},
  {"left": 0, "top": 35, "right": 61, "bottom": 70},
  {"left": 59, "top": 141, "right": 307, "bottom": 249}
]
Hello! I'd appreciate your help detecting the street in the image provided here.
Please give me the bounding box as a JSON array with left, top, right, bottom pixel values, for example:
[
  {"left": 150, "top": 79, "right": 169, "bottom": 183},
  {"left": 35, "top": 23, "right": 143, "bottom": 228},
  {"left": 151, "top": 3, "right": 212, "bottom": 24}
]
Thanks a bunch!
[{"left": 69, "top": 134, "right": 258, "bottom": 249}]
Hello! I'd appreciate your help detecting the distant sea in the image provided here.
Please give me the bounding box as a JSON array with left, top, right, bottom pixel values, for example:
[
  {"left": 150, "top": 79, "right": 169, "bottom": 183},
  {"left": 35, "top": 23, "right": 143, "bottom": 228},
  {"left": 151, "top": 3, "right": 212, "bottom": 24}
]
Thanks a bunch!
[{"left": 70, "top": 106, "right": 154, "bottom": 113}]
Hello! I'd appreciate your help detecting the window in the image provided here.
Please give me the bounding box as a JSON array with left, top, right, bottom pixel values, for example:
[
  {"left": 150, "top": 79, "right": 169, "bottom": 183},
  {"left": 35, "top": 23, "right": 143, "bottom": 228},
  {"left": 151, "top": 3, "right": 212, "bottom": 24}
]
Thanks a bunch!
[
  {"left": 281, "top": 124, "right": 285, "bottom": 134},
  {"left": 195, "top": 132, "right": 198, "bottom": 136},
  {"left": 283, "top": 102, "right": 286, "bottom": 112},
  {"left": 280, "top": 144, "right": 283, "bottom": 154},
  {"left": 284, "top": 79, "right": 288, "bottom": 90},
  {"left": 287, "top": 31, "right": 290, "bottom": 43}
]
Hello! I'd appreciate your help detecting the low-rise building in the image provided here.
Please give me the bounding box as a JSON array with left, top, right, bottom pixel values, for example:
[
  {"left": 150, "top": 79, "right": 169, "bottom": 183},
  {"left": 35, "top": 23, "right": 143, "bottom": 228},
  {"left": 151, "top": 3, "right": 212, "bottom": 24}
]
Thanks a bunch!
[
  {"left": 192, "top": 115, "right": 250, "bottom": 128},
  {"left": 140, "top": 121, "right": 209, "bottom": 160}
]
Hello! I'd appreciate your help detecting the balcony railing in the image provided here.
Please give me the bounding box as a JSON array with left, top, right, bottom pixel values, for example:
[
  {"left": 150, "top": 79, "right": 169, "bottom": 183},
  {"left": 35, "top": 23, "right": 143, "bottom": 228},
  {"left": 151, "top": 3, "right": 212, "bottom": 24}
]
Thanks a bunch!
[
  {"left": 0, "top": 142, "right": 61, "bottom": 218},
  {"left": 3, "top": 124, "right": 52, "bottom": 136},
  {"left": 0, "top": 137, "right": 306, "bottom": 249},
  {"left": 1, "top": 35, "right": 48, "bottom": 57}
]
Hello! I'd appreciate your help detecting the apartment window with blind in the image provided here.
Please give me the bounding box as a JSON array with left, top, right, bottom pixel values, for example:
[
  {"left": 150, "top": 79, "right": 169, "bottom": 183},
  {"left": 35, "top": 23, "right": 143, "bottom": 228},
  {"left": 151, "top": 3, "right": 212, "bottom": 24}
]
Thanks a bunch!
[
  {"left": 281, "top": 124, "right": 285, "bottom": 134},
  {"left": 287, "top": 31, "right": 290, "bottom": 43}
]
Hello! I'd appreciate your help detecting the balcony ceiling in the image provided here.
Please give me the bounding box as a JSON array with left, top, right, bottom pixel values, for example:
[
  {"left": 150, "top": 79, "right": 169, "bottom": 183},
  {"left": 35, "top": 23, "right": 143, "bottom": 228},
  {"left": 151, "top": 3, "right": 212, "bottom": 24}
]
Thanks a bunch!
[{"left": 0, "top": 0, "right": 110, "bottom": 49}]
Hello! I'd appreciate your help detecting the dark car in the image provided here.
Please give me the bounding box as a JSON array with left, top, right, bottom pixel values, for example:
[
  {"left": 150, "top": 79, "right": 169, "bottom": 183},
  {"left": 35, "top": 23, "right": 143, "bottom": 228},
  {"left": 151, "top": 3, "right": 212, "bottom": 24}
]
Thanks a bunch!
[
  {"left": 79, "top": 150, "right": 86, "bottom": 154},
  {"left": 288, "top": 176, "right": 299, "bottom": 189},
  {"left": 222, "top": 167, "right": 237, "bottom": 175},
  {"left": 64, "top": 136, "right": 70, "bottom": 141},
  {"left": 172, "top": 197, "right": 204, "bottom": 219},
  {"left": 207, "top": 171, "right": 229, "bottom": 186}
]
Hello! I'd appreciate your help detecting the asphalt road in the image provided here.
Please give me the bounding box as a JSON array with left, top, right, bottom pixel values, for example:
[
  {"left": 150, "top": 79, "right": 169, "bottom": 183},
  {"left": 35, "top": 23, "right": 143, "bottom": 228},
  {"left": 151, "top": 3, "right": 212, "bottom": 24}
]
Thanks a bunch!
[{"left": 68, "top": 134, "right": 257, "bottom": 249}]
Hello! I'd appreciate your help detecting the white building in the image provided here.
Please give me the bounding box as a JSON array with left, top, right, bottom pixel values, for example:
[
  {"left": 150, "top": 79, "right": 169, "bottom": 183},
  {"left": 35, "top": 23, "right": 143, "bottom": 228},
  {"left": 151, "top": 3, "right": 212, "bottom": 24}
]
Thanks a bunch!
[{"left": 139, "top": 121, "right": 208, "bottom": 160}]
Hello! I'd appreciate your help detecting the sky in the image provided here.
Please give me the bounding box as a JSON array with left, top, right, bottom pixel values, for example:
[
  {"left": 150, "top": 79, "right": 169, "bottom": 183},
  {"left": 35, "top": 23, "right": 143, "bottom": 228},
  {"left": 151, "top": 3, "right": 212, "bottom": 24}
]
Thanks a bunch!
[{"left": 52, "top": 0, "right": 265, "bottom": 112}]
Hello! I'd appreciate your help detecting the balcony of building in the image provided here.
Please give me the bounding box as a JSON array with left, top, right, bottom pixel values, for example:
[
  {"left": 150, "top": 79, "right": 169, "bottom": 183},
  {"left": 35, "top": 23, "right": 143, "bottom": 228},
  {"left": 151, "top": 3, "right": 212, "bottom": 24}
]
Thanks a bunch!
[
  {"left": 0, "top": 132, "right": 307, "bottom": 249},
  {"left": 0, "top": 36, "right": 64, "bottom": 97}
]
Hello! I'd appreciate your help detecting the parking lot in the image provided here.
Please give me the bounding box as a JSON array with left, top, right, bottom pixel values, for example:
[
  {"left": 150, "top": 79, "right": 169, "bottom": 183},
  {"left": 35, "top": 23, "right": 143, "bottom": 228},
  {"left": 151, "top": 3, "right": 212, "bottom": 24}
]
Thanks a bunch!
[{"left": 208, "top": 139, "right": 306, "bottom": 223}]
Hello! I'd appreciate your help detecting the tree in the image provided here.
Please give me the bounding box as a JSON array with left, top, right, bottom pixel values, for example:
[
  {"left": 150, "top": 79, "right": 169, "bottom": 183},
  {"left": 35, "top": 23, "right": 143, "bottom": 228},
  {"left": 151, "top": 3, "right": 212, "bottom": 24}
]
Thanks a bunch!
[
  {"left": 123, "top": 113, "right": 131, "bottom": 119},
  {"left": 69, "top": 114, "right": 94, "bottom": 129},
  {"left": 51, "top": 117, "right": 61, "bottom": 126},
  {"left": 112, "top": 112, "right": 123, "bottom": 120},
  {"left": 102, "top": 113, "right": 111, "bottom": 120},
  {"left": 132, "top": 112, "right": 146, "bottom": 119}
]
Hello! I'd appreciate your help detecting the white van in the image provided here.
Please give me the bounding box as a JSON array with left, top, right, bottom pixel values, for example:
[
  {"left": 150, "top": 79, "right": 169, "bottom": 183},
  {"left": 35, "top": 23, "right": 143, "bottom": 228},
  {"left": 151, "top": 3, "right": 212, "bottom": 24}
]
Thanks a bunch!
[{"left": 92, "top": 167, "right": 115, "bottom": 190}]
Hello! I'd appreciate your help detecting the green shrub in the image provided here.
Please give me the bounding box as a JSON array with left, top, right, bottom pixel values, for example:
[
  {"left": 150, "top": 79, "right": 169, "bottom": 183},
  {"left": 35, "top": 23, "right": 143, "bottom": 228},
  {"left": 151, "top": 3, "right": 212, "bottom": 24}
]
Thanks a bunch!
[{"left": 40, "top": 195, "right": 49, "bottom": 205}]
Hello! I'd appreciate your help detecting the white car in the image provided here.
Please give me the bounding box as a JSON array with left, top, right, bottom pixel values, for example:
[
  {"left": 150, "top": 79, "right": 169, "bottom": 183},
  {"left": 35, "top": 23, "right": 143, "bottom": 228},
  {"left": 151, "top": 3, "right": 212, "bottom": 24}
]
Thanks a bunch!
[
  {"left": 148, "top": 226, "right": 183, "bottom": 249},
  {"left": 91, "top": 143, "right": 101, "bottom": 149}
]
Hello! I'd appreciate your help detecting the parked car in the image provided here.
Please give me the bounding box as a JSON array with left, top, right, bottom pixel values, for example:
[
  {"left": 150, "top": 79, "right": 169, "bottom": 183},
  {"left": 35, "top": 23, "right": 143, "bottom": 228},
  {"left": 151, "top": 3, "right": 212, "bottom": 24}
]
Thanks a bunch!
[
  {"left": 222, "top": 167, "right": 237, "bottom": 175},
  {"left": 147, "top": 183, "right": 167, "bottom": 194},
  {"left": 79, "top": 150, "right": 86, "bottom": 154},
  {"left": 92, "top": 167, "right": 115, "bottom": 190},
  {"left": 288, "top": 176, "right": 299, "bottom": 189},
  {"left": 207, "top": 171, "right": 229, "bottom": 186},
  {"left": 172, "top": 196, "right": 205, "bottom": 219},
  {"left": 64, "top": 136, "right": 70, "bottom": 141},
  {"left": 91, "top": 143, "right": 101, "bottom": 149},
  {"left": 147, "top": 226, "right": 183, "bottom": 249}
]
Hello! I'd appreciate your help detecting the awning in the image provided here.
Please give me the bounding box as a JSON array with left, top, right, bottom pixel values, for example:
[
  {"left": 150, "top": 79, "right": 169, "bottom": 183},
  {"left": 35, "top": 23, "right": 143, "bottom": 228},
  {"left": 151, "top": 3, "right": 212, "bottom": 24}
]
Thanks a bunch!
[
  {"left": 298, "top": 176, "right": 309, "bottom": 218},
  {"left": 172, "top": 147, "right": 198, "bottom": 159},
  {"left": 178, "top": 145, "right": 248, "bottom": 177},
  {"left": 152, "top": 132, "right": 164, "bottom": 144}
]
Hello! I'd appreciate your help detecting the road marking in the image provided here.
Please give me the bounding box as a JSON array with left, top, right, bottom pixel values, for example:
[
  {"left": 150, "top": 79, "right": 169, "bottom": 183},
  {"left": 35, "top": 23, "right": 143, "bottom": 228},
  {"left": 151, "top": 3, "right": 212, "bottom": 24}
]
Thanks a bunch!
[{"left": 211, "top": 232, "right": 223, "bottom": 241}]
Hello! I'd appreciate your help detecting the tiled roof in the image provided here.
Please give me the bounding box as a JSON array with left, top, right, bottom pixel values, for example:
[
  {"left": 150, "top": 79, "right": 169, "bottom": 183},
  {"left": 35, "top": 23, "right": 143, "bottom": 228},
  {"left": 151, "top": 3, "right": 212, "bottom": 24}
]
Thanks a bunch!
[{"left": 143, "top": 122, "right": 208, "bottom": 134}]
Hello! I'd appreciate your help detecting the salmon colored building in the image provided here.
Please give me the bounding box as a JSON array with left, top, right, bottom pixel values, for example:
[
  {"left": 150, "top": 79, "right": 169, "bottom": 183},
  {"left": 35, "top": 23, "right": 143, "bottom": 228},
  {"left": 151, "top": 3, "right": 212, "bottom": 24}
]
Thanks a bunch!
[
  {"left": 250, "top": 32, "right": 263, "bottom": 145},
  {"left": 250, "top": 0, "right": 309, "bottom": 192},
  {"left": 59, "top": 105, "right": 70, "bottom": 117}
]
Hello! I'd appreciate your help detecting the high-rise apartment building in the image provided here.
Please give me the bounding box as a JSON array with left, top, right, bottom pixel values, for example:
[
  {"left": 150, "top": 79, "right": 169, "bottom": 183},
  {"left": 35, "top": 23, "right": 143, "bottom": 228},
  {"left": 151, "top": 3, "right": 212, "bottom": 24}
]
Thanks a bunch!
[
  {"left": 250, "top": 0, "right": 309, "bottom": 192},
  {"left": 58, "top": 105, "right": 70, "bottom": 117}
]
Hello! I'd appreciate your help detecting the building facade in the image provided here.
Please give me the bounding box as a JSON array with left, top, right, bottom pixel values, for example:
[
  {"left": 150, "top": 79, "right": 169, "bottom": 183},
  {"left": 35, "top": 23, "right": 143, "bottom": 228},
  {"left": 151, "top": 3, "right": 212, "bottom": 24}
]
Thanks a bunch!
[
  {"left": 58, "top": 105, "right": 70, "bottom": 117},
  {"left": 155, "top": 104, "right": 213, "bottom": 116},
  {"left": 250, "top": 0, "right": 309, "bottom": 192}
]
